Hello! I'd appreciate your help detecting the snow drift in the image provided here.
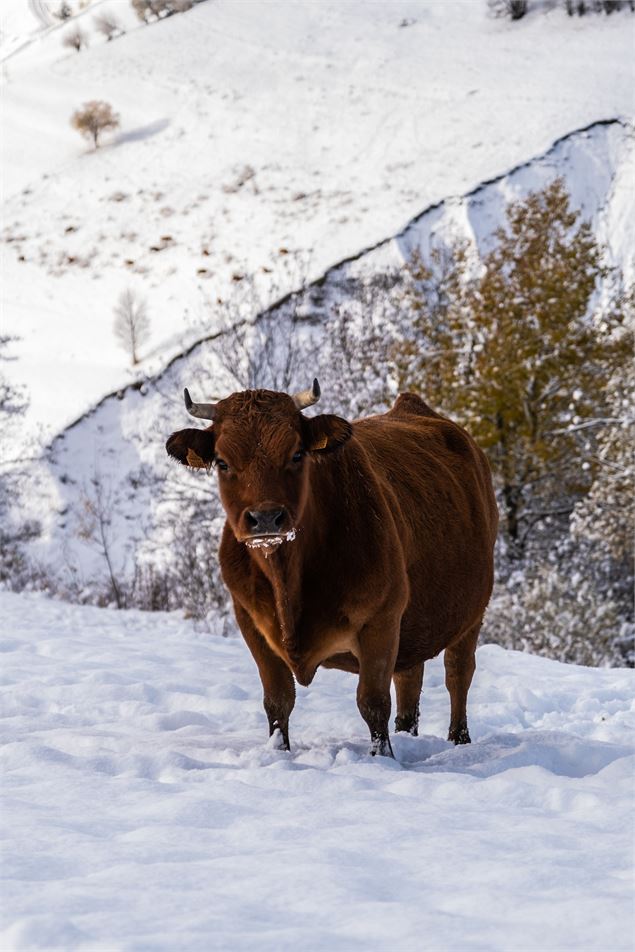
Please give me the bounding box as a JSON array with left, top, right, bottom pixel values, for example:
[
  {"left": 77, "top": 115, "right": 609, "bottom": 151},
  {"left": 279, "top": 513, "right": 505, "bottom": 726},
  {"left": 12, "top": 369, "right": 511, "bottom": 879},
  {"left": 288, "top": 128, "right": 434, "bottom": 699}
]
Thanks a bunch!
[{"left": 1, "top": 592, "right": 633, "bottom": 951}]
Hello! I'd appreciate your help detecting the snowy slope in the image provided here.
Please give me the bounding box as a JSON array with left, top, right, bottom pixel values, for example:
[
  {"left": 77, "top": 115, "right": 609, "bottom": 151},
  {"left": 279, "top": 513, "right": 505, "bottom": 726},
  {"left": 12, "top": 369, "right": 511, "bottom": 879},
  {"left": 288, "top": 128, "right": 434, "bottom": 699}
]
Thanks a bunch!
[
  {"left": 2, "top": 0, "right": 633, "bottom": 445},
  {"left": 1, "top": 592, "right": 633, "bottom": 951},
  {"left": 24, "top": 118, "right": 633, "bottom": 586}
]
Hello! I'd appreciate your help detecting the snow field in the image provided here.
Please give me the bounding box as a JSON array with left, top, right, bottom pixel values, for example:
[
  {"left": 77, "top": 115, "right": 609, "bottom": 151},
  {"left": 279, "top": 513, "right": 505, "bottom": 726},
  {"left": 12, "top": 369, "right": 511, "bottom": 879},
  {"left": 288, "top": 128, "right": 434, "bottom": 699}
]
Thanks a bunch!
[
  {"left": 15, "top": 118, "right": 630, "bottom": 586},
  {"left": 1, "top": 592, "right": 633, "bottom": 951}
]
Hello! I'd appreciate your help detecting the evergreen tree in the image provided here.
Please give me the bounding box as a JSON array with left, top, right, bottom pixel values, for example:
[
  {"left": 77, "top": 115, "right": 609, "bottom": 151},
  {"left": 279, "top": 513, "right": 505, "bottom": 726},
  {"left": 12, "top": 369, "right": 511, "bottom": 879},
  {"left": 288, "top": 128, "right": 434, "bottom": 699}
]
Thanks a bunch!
[{"left": 399, "top": 179, "right": 632, "bottom": 559}]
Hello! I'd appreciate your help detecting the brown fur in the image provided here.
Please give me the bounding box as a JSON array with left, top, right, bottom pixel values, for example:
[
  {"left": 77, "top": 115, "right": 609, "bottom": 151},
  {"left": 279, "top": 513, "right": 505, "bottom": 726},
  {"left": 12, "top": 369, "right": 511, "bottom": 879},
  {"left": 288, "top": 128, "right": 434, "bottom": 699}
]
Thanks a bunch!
[{"left": 166, "top": 389, "right": 498, "bottom": 756}]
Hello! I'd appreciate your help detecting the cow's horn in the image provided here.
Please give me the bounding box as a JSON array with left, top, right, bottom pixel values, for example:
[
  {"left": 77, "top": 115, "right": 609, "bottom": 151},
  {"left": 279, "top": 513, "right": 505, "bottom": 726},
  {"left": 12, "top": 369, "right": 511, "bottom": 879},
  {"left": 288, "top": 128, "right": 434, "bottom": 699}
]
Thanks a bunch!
[
  {"left": 292, "top": 378, "right": 321, "bottom": 410},
  {"left": 183, "top": 388, "right": 217, "bottom": 421}
]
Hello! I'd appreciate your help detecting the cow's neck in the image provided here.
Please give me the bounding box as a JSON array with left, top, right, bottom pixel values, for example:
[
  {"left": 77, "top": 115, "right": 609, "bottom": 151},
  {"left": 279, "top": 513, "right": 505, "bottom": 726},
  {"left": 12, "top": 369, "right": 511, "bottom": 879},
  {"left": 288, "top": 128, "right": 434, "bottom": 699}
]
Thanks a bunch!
[
  {"left": 250, "top": 534, "right": 304, "bottom": 650},
  {"left": 249, "top": 499, "right": 320, "bottom": 655}
]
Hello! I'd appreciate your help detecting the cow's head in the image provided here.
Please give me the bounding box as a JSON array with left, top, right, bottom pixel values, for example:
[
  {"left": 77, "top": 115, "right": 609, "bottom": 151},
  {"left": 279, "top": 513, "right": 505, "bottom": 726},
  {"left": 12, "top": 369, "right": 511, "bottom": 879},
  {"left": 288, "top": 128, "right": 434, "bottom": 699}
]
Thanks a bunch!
[{"left": 166, "top": 380, "right": 351, "bottom": 548}]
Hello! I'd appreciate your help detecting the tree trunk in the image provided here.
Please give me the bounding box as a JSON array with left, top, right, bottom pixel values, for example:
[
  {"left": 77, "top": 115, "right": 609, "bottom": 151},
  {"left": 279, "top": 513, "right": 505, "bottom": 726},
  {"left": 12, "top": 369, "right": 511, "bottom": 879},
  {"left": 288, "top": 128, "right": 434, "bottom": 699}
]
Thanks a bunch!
[{"left": 502, "top": 481, "right": 522, "bottom": 559}]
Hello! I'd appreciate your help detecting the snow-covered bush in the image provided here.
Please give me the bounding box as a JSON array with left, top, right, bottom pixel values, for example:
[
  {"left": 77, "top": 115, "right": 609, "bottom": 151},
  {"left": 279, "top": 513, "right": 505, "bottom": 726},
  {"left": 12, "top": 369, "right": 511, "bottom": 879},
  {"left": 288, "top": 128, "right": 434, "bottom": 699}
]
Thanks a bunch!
[
  {"left": 131, "top": 0, "right": 194, "bottom": 22},
  {"left": 484, "top": 559, "right": 630, "bottom": 667},
  {"left": 0, "top": 338, "right": 40, "bottom": 589},
  {"left": 565, "top": 0, "right": 635, "bottom": 13},
  {"left": 488, "top": 0, "right": 528, "bottom": 18}
]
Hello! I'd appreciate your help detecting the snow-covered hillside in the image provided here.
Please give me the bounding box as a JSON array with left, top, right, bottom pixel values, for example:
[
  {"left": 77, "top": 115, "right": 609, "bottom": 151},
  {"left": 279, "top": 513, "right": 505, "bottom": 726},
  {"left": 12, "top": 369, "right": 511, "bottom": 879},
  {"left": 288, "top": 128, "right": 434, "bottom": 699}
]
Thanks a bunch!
[
  {"left": 2, "top": 5, "right": 633, "bottom": 948},
  {"left": 1, "top": 592, "right": 633, "bottom": 951},
  {"left": 22, "top": 117, "right": 632, "bottom": 587},
  {"left": 1, "top": 0, "right": 633, "bottom": 445}
]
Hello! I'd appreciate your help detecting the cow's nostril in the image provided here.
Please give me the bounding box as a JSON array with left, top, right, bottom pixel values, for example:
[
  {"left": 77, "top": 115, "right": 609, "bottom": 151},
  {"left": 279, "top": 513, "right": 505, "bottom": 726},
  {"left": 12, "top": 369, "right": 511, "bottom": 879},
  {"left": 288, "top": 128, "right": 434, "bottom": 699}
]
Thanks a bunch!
[{"left": 246, "top": 508, "right": 287, "bottom": 534}]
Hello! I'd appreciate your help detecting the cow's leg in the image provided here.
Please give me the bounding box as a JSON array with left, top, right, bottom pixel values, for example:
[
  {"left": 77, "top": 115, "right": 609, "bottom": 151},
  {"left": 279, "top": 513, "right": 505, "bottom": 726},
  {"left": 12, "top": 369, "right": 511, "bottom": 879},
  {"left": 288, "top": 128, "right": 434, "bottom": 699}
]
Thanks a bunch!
[
  {"left": 444, "top": 621, "right": 481, "bottom": 745},
  {"left": 234, "top": 603, "right": 295, "bottom": 750},
  {"left": 393, "top": 663, "right": 424, "bottom": 736},
  {"left": 357, "top": 619, "right": 400, "bottom": 758}
]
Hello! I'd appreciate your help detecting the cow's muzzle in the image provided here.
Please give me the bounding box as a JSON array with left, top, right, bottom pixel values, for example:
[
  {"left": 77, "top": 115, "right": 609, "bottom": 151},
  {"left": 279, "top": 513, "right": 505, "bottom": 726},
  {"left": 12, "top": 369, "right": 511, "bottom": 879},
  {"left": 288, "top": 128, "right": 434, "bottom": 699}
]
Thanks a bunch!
[{"left": 246, "top": 508, "right": 287, "bottom": 536}]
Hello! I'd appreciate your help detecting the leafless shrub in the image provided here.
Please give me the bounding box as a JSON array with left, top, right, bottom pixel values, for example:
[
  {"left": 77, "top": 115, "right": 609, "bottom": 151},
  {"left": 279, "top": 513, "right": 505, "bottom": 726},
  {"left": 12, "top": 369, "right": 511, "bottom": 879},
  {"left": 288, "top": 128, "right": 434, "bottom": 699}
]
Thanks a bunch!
[
  {"left": 131, "top": 0, "right": 151, "bottom": 22},
  {"left": 194, "top": 259, "right": 404, "bottom": 422},
  {"left": 488, "top": 0, "right": 528, "bottom": 16},
  {"left": 127, "top": 455, "right": 231, "bottom": 625},
  {"left": 113, "top": 289, "right": 150, "bottom": 365},
  {"left": 56, "top": 3, "right": 72, "bottom": 21},
  {"left": 77, "top": 474, "right": 126, "bottom": 608},
  {"left": 94, "top": 11, "right": 124, "bottom": 40},
  {"left": 319, "top": 270, "right": 404, "bottom": 419},
  {"left": 0, "top": 336, "right": 41, "bottom": 588},
  {"left": 131, "top": 0, "right": 193, "bottom": 21},
  {"left": 71, "top": 101, "right": 120, "bottom": 149},
  {"left": 62, "top": 25, "right": 89, "bottom": 52},
  {"left": 222, "top": 165, "right": 257, "bottom": 195},
  {"left": 566, "top": 0, "right": 631, "bottom": 11},
  {"left": 214, "top": 307, "right": 311, "bottom": 395}
]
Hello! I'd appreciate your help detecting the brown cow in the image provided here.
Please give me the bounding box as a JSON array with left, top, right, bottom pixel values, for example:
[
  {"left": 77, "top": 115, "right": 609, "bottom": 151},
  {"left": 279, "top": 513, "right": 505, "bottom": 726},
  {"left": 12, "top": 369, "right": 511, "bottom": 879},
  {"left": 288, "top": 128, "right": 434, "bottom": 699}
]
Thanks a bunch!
[{"left": 166, "top": 381, "right": 498, "bottom": 757}]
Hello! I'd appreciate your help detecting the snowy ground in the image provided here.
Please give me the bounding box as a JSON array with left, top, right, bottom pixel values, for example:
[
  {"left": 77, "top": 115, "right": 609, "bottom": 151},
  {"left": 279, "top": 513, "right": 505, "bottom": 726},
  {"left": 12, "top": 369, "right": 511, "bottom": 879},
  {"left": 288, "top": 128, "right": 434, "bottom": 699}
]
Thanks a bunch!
[{"left": 1, "top": 592, "right": 633, "bottom": 951}]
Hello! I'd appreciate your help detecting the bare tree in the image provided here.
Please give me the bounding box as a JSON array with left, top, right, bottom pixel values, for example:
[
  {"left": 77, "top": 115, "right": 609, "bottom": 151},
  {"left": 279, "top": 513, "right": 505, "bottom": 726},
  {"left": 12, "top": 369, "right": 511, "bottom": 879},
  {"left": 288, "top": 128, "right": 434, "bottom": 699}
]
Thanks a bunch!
[
  {"left": 77, "top": 473, "right": 125, "bottom": 608},
  {"left": 113, "top": 289, "right": 151, "bottom": 365},
  {"left": 62, "top": 26, "right": 89, "bottom": 52},
  {"left": 71, "top": 101, "right": 120, "bottom": 149},
  {"left": 94, "top": 11, "right": 124, "bottom": 40},
  {"left": 0, "top": 337, "right": 41, "bottom": 586},
  {"left": 131, "top": 0, "right": 193, "bottom": 21},
  {"left": 508, "top": 0, "right": 528, "bottom": 17},
  {"left": 488, "top": 0, "right": 528, "bottom": 17}
]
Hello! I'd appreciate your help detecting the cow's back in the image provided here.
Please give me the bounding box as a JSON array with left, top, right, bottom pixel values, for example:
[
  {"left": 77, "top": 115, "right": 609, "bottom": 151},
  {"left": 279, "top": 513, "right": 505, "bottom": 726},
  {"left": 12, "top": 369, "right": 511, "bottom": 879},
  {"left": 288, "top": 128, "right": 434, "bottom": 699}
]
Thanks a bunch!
[{"left": 353, "top": 394, "right": 498, "bottom": 666}]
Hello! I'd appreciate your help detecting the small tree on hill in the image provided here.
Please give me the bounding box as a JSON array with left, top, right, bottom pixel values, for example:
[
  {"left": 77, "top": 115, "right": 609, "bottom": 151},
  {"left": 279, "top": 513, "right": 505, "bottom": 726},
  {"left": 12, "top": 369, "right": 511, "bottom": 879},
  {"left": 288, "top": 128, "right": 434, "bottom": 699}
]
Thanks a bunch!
[
  {"left": 62, "top": 26, "right": 89, "bottom": 52},
  {"left": 398, "top": 179, "right": 632, "bottom": 560},
  {"left": 71, "top": 101, "right": 120, "bottom": 149},
  {"left": 56, "top": 3, "right": 72, "bottom": 21},
  {"left": 94, "top": 12, "right": 124, "bottom": 40},
  {"left": 113, "top": 289, "right": 150, "bottom": 366}
]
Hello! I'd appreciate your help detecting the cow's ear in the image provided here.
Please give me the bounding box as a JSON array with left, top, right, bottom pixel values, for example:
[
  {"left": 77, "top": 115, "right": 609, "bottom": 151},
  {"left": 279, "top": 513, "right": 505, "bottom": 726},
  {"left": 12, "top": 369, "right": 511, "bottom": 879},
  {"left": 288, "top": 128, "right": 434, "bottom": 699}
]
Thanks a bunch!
[
  {"left": 166, "top": 428, "right": 215, "bottom": 469},
  {"left": 302, "top": 414, "right": 352, "bottom": 454}
]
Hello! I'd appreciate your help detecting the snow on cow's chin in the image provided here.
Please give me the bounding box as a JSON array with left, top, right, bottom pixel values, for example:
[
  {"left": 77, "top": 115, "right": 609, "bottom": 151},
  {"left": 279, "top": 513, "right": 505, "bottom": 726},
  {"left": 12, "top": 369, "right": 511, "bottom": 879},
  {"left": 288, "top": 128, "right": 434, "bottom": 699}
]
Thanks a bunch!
[{"left": 245, "top": 529, "right": 297, "bottom": 556}]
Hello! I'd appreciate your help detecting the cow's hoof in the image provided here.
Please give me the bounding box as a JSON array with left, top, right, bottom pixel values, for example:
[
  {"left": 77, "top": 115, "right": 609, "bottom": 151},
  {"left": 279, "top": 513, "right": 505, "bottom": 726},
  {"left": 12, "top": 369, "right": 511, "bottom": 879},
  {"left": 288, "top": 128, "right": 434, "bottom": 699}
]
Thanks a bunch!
[
  {"left": 395, "top": 715, "right": 418, "bottom": 736},
  {"left": 370, "top": 735, "right": 394, "bottom": 758},
  {"left": 268, "top": 726, "right": 290, "bottom": 751},
  {"left": 448, "top": 725, "right": 471, "bottom": 745}
]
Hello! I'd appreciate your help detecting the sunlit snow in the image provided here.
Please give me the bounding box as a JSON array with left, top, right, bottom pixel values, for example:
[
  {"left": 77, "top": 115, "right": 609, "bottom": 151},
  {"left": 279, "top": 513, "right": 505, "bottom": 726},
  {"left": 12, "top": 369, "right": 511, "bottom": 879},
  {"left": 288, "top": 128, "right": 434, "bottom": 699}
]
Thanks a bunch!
[{"left": 1, "top": 593, "right": 633, "bottom": 951}]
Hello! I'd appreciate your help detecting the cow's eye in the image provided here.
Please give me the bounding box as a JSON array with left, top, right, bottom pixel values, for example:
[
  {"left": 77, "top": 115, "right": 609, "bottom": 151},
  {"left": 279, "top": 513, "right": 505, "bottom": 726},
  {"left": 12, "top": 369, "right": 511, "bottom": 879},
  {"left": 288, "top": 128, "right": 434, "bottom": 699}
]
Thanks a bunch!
[
  {"left": 215, "top": 458, "right": 229, "bottom": 471},
  {"left": 291, "top": 450, "right": 304, "bottom": 463}
]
